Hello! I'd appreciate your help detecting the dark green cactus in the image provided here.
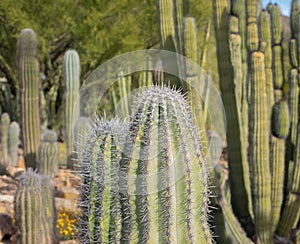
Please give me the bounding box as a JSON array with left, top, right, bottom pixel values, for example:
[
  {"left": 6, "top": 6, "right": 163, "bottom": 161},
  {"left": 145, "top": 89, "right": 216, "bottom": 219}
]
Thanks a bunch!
[
  {"left": 17, "top": 28, "right": 41, "bottom": 169},
  {"left": 37, "top": 130, "right": 59, "bottom": 179},
  {"left": 63, "top": 49, "right": 81, "bottom": 168},
  {"left": 1, "top": 113, "right": 10, "bottom": 165},
  {"left": 289, "top": 39, "right": 298, "bottom": 68},
  {"left": 14, "top": 169, "right": 58, "bottom": 243},
  {"left": 8, "top": 121, "right": 20, "bottom": 167},
  {"left": 271, "top": 100, "right": 290, "bottom": 139},
  {"left": 290, "top": 0, "right": 299, "bottom": 36}
]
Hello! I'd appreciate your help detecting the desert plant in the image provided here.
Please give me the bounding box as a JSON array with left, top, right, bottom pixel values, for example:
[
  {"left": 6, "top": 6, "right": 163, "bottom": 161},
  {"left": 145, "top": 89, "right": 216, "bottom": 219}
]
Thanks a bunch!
[
  {"left": 37, "top": 130, "right": 60, "bottom": 179},
  {"left": 63, "top": 49, "right": 81, "bottom": 168},
  {"left": 1, "top": 113, "right": 10, "bottom": 165},
  {"left": 17, "top": 28, "right": 41, "bottom": 169},
  {"left": 8, "top": 121, "right": 20, "bottom": 167},
  {"left": 14, "top": 169, "right": 58, "bottom": 243},
  {"left": 78, "top": 86, "right": 212, "bottom": 243}
]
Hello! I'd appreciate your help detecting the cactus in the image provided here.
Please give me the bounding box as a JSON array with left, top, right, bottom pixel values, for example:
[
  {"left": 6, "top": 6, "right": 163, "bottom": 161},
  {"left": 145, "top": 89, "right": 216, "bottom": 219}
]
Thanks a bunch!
[
  {"left": 63, "top": 49, "right": 81, "bottom": 168},
  {"left": 17, "top": 28, "right": 41, "bottom": 169},
  {"left": 37, "top": 130, "right": 59, "bottom": 179},
  {"left": 8, "top": 121, "right": 20, "bottom": 167},
  {"left": 78, "top": 118, "right": 124, "bottom": 243},
  {"left": 74, "top": 116, "right": 91, "bottom": 162},
  {"left": 1, "top": 113, "right": 10, "bottom": 165},
  {"left": 79, "top": 86, "right": 212, "bottom": 243},
  {"left": 119, "top": 86, "right": 212, "bottom": 243},
  {"left": 14, "top": 169, "right": 58, "bottom": 243}
]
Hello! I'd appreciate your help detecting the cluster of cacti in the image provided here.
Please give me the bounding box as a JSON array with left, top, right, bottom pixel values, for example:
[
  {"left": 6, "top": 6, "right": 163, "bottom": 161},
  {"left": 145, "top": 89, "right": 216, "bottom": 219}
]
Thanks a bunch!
[
  {"left": 1, "top": 113, "right": 20, "bottom": 167},
  {"left": 37, "top": 130, "right": 59, "bottom": 179},
  {"left": 213, "top": 0, "right": 300, "bottom": 242},
  {"left": 78, "top": 86, "right": 212, "bottom": 243},
  {"left": 63, "top": 49, "right": 81, "bottom": 168},
  {"left": 17, "top": 28, "right": 41, "bottom": 169},
  {"left": 14, "top": 169, "right": 58, "bottom": 243}
]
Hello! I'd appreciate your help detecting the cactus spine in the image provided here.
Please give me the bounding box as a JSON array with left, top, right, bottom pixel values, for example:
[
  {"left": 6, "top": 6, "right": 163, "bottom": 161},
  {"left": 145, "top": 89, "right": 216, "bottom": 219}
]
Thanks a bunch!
[
  {"left": 63, "top": 49, "right": 80, "bottom": 168},
  {"left": 8, "top": 121, "right": 20, "bottom": 167},
  {"left": 14, "top": 169, "right": 58, "bottom": 243},
  {"left": 37, "top": 130, "right": 59, "bottom": 179},
  {"left": 17, "top": 28, "right": 41, "bottom": 169},
  {"left": 1, "top": 113, "right": 10, "bottom": 165}
]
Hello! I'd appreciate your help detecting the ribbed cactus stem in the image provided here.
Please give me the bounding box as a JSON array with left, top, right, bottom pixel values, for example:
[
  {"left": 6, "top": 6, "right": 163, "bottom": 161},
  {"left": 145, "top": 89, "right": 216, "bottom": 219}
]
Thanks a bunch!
[
  {"left": 63, "top": 49, "right": 81, "bottom": 168},
  {"left": 117, "top": 86, "right": 212, "bottom": 243},
  {"left": 271, "top": 4, "right": 282, "bottom": 45},
  {"left": 79, "top": 119, "right": 123, "bottom": 243},
  {"left": 249, "top": 51, "right": 272, "bottom": 243},
  {"left": 273, "top": 45, "right": 284, "bottom": 89},
  {"left": 37, "top": 130, "right": 59, "bottom": 179},
  {"left": 1, "top": 113, "right": 10, "bottom": 165},
  {"left": 289, "top": 39, "right": 298, "bottom": 68},
  {"left": 276, "top": 124, "right": 300, "bottom": 237},
  {"left": 17, "top": 28, "right": 40, "bottom": 169},
  {"left": 74, "top": 116, "right": 91, "bottom": 162},
  {"left": 8, "top": 121, "right": 20, "bottom": 167},
  {"left": 271, "top": 101, "right": 290, "bottom": 139},
  {"left": 14, "top": 169, "right": 58, "bottom": 243},
  {"left": 259, "top": 10, "right": 274, "bottom": 110},
  {"left": 290, "top": 0, "right": 299, "bottom": 36}
]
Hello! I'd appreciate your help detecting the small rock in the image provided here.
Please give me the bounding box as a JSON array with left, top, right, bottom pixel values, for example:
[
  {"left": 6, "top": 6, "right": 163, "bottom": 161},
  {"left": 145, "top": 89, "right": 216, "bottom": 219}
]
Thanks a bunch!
[{"left": 0, "top": 213, "right": 16, "bottom": 242}]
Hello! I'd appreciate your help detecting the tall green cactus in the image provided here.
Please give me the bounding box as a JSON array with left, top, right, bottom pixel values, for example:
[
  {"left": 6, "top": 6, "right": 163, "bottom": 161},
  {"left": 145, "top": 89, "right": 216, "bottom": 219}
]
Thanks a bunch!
[
  {"left": 8, "top": 121, "right": 20, "bottom": 167},
  {"left": 63, "top": 49, "right": 81, "bottom": 168},
  {"left": 14, "top": 169, "right": 58, "bottom": 243},
  {"left": 79, "top": 86, "right": 212, "bottom": 243},
  {"left": 37, "top": 130, "right": 59, "bottom": 179},
  {"left": 1, "top": 113, "right": 10, "bottom": 165},
  {"left": 17, "top": 28, "right": 41, "bottom": 169}
]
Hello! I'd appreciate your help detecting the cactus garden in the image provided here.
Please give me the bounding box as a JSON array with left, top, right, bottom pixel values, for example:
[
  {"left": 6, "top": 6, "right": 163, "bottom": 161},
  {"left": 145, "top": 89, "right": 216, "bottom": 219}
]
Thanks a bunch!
[{"left": 0, "top": 0, "right": 299, "bottom": 243}]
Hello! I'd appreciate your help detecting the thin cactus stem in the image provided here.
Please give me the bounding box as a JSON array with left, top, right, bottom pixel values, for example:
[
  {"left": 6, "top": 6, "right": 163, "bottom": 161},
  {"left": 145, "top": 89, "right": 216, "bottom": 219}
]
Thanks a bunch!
[
  {"left": 8, "top": 121, "right": 20, "bottom": 167},
  {"left": 1, "top": 113, "right": 10, "bottom": 165}
]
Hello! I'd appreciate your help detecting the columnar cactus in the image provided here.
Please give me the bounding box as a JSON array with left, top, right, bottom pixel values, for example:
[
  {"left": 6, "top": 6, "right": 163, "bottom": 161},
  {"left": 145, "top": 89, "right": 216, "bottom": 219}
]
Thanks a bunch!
[
  {"left": 17, "top": 28, "right": 41, "bottom": 169},
  {"left": 79, "top": 118, "right": 124, "bottom": 243},
  {"left": 79, "top": 86, "right": 212, "bottom": 243},
  {"left": 63, "top": 49, "right": 81, "bottom": 168},
  {"left": 1, "top": 113, "right": 10, "bottom": 165},
  {"left": 8, "top": 121, "right": 20, "bottom": 167},
  {"left": 119, "top": 86, "right": 212, "bottom": 243},
  {"left": 37, "top": 130, "right": 59, "bottom": 179},
  {"left": 14, "top": 169, "right": 58, "bottom": 243}
]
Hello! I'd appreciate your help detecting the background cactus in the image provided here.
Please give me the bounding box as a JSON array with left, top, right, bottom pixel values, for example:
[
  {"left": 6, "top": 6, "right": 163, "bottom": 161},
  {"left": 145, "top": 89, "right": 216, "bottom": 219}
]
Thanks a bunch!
[
  {"left": 37, "top": 130, "right": 60, "bottom": 179},
  {"left": 1, "top": 113, "right": 10, "bottom": 165},
  {"left": 63, "top": 49, "right": 81, "bottom": 168},
  {"left": 14, "top": 169, "right": 58, "bottom": 243},
  {"left": 8, "top": 121, "right": 20, "bottom": 167},
  {"left": 17, "top": 28, "right": 41, "bottom": 169}
]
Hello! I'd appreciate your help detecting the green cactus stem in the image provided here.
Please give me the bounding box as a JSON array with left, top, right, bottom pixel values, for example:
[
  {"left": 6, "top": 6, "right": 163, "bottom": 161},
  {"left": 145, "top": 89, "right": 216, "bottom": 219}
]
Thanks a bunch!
[
  {"left": 1, "top": 113, "right": 10, "bottom": 165},
  {"left": 271, "top": 4, "right": 282, "bottom": 45},
  {"left": 63, "top": 49, "right": 81, "bottom": 168},
  {"left": 37, "top": 130, "right": 59, "bottom": 179},
  {"left": 290, "top": 0, "right": 299, "bottom": 36},
  {"left": 118, "top": 86, "right": 212, "bottom": 243},
  {"left": 79, "top": 118, "right": 123, "bottom": 243},
  {"left": 248, "top": 51, "right": 272, "bottom": 243},
  {"left": 289, "top": 39, "right": 298, "bottom": 68},
  {"left": 17, "top": 28, "right": 41, "bottom": 169},
  {"left": 271, "top": 101, "right": 290, "bottom": 139},
  {"left": 8, "top": 121, "right": 20, "bottom": 167},
  {"left": 272, "top": 45, "right": 284, "bottom": 89},
  {"left": 14, "top": 169, "right": 58, "bottom": 243}
]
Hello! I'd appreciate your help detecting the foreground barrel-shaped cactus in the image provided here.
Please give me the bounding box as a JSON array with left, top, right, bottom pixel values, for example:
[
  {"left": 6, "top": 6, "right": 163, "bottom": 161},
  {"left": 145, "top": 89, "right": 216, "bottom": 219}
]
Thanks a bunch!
[
  {"left": 119, "top": 86, "right": 212, "bottom": 243},
  {"left": 78, "top": 118, "right": 124, "bottom": 243},
  {"left": 14, "top": 169, "right": 58, "bottom": 243},
  {"left": 17, "top": 28, "right": 41, "bottom": 169},
  {"left": 78, "top": 86, "right": 212, "bottom": 243}
]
